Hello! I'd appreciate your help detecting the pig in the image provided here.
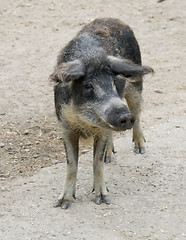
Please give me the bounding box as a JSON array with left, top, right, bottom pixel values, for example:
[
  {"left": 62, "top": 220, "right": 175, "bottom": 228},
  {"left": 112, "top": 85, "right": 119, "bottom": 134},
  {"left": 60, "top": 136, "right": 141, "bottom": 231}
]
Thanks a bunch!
[{"left": 49, "top": 18, "right": 153, "bottom": 209}]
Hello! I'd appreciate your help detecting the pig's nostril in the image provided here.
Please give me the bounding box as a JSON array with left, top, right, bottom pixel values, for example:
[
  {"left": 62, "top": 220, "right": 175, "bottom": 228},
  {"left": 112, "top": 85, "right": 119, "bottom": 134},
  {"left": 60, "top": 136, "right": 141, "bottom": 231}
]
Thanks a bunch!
[{"left": 121, "top": 119, "right": 127, "bottom": 124}]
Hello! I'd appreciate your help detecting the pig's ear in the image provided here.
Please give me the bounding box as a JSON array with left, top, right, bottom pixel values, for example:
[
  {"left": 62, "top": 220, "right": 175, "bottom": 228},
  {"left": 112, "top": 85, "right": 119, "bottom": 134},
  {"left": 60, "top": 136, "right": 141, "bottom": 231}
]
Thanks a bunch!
[
  {"left": 107, "top": 56, "right": 154, "bottom": 77},
  {"left": 49, "top": 60, "right": 85, "bottom": 83}
]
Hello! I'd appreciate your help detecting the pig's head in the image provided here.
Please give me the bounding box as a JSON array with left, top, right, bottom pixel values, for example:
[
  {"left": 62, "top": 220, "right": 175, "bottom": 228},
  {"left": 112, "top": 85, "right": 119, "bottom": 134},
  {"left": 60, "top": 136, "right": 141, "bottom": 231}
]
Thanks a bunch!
[{"left": 50, "top": 54, "right": 153, "bottom": 132}]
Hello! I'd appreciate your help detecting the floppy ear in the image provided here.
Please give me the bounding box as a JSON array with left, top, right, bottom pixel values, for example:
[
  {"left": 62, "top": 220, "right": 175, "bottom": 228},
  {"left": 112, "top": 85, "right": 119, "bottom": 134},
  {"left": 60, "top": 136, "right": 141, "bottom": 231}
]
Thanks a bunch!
[
  {"left": 107, "top": 56, "right": 154, "bottom": 77},
  {"left": 49, "top": 60, "right": 85, "bottom": 83}
]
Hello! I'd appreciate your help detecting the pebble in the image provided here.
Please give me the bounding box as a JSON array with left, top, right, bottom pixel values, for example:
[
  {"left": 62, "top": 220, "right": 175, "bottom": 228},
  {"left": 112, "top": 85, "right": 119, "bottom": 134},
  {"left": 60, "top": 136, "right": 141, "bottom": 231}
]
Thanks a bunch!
[
  {"left": 23, "top": 130, "right": 29, "bottom": 135},
  {"left": 81, "top": 149, "right": 89, "bottom": 154},
  {"left": 154, "top": 90, "right": 163, "bottom": 94},
  {"left": 0, "top": 143, "right": 5, "bottom": 148}
]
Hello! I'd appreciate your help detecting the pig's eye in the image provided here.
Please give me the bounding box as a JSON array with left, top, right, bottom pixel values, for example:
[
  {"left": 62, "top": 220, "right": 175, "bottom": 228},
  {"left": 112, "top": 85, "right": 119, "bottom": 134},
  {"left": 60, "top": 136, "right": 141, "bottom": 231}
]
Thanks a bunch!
[
  {"left": 84, "top": 83, "right": 94, "bottom": 90},
  {"left": 83, "top": 83, "right": 94, "bottom": 92},
  {"left": 82, "top": 83, "right": 94, "bottom": 98}
]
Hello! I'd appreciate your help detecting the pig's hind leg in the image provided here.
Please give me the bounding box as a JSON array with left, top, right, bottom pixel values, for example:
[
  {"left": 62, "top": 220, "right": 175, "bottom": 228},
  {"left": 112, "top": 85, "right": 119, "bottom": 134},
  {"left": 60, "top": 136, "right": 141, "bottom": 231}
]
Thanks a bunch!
[
  {"left": 54, "top": 131, "right": 79, "bottom": 209},
  {"left": 125, "top": 80, "right": 145, "bottom": 154},
  {"left": 93, "top": 134, "right": 111, "bottom": 205}
]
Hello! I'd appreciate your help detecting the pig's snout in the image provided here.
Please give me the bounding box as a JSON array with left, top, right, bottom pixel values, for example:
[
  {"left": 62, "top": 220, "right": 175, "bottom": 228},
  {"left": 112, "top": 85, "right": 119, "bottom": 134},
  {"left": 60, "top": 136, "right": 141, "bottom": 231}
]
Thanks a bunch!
[
  {"left": 105, "top": 104, "right": 135, "bottom": 131},
  {"left": 117, "top": 113, "right": 135, "bottom": 130}
]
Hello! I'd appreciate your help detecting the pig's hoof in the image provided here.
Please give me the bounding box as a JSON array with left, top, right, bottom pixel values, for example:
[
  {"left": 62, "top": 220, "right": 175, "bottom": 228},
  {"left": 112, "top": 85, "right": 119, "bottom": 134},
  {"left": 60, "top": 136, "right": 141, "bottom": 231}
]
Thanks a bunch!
[
  {"left": 53, "top": 199, "right": 70, "bottom": 209},
  {"left": 95, "top": 195, "right": 111, "bottom": 205},
  {"left": 102, "top": 195, "right": 111, "bottom": 204},
  {"left": 105, "top": 156, "right": 111, "bottom": 164},
  {"left": 134, "top": 147, "right": 145, "bottom": 154},
  {"left": 95, "top": 196, "right": 102, "bottom": 205},
  {"left": 61, "top": 201, "right": 70, "bottom": 209},
  {"left": 53, "top": 199, "right": 62, "bottom": 208}
]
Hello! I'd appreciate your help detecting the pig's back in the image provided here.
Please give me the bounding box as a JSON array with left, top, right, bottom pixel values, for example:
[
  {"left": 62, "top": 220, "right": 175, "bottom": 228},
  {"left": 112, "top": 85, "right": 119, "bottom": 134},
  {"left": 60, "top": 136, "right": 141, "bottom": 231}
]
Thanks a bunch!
[
  {"left": 58, "top": 18, "right": 142, "bottom": 65},
  {"left": 79, "top": 18, "right": 142, "bottom": 65}
]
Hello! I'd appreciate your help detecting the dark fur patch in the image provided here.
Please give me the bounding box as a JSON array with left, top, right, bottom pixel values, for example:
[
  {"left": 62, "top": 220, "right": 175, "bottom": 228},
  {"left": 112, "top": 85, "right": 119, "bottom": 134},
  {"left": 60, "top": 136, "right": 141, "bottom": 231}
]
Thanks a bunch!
[
  {"left": 78, "top": 18, "right": 142, "bottom": 64},
  {"left": 57, "top": 18, "right": 142, "bottom": 66}
]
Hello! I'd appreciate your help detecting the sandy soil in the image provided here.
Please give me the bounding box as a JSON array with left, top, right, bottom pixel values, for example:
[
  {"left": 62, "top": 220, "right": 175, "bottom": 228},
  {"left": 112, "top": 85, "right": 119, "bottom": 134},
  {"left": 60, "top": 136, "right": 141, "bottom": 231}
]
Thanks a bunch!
[{"left": 0, "top": 0, "right": 186, "bottom": 239}]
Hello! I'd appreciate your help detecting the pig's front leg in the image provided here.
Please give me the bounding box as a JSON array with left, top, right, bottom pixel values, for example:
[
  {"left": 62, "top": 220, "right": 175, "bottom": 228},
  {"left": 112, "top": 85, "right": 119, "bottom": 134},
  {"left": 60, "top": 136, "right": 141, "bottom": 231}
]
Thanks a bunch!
[
  {"left": 93, "top": 134, "right": 111, "bottom": 205},
  {"left": 54, "top": 131, "right": 79, "bottom": 209}
]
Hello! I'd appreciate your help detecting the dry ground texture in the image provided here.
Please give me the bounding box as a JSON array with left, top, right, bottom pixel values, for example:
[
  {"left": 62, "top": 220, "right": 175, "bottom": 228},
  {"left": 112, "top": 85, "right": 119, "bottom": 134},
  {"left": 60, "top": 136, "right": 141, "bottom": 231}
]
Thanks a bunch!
[{"left": 0, "top": 0, "right": 186, "bottom": 239}]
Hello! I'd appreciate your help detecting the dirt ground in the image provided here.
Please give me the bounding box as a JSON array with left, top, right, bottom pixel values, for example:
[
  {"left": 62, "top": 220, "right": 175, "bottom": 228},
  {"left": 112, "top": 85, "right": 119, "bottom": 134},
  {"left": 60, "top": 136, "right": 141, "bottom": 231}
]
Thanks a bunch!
[{"left": 0, "top": 0, "right": 186, "bottom": 239}]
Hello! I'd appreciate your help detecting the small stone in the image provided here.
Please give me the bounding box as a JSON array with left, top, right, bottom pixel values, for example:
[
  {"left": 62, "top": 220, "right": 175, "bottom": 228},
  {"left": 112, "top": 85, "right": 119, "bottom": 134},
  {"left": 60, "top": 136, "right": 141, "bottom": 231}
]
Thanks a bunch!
[
  {"left": 81, "top": 149, "right": 89, "bottom": 154},
  {"left": 0, "top": 143, "right": 5, "bottom": 148},
  {"left": 23, "top": 130, "right": 29, "bottom": 135},
  {"left": 154, "top": 90, "right": 163, "bottom": 94}
]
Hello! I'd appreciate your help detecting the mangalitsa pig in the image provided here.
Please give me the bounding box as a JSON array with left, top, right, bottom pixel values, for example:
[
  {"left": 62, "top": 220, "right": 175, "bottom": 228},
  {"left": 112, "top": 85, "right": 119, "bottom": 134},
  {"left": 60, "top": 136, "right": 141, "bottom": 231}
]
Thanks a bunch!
[{"left": 49, "top": 18, "right": 153, "bottom": 209}]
